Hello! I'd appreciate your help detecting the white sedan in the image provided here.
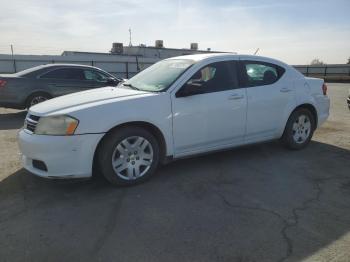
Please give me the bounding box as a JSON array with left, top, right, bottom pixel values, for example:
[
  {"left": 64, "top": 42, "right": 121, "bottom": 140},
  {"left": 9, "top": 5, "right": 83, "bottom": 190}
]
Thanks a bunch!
[{"left": 18, "top": 54, "right": 330, "bottom": 186}]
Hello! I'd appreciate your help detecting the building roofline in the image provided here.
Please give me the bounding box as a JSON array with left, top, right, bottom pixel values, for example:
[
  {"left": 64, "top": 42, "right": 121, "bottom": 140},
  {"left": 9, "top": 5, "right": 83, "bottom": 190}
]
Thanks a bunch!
[
  {"left": 61, "top": 51, "right": 138, "bottom": 56},
  {"left": 125, "top": 45, "right": 226, "bottom": 53},
  {"left": 62, "top": 46, "right": 230, "bottom": 57}
]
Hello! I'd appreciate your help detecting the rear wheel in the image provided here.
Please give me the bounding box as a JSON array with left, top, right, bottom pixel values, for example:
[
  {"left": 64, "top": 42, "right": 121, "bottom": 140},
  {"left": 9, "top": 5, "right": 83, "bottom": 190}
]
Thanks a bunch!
[
  {"left": 98, "top": 126, "right": 160, "bottom": 186},
  {"left": 26, "top": 92, "right": 51, "bottom": 109},
  {"left": 282, "top": 109, "right": 315, "bottom": 150}
]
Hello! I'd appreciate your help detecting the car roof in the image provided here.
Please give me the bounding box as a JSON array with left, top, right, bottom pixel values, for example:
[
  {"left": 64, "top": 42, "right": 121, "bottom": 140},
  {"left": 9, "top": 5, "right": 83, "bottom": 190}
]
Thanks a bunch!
[
  {"left": 36, "top": 63, "right": 101, "bottom": 70},
  {"left": 166, "top": 53, "right": 289, "bottom": 67},
  {"left": 15, "top": 63, "right": 113, "bottom": 77},
  {"left": 166, "top": 53, "right": 237, "bottom": 62}
]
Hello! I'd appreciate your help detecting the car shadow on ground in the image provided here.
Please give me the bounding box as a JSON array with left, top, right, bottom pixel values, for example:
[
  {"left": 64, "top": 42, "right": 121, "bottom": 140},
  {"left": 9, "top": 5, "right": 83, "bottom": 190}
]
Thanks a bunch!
[
  {"left": 0, "top": 141, "right": 350, "bottom": 262},
  {"left": 0, "top": 110, "right": 26, "bottom": 130}
]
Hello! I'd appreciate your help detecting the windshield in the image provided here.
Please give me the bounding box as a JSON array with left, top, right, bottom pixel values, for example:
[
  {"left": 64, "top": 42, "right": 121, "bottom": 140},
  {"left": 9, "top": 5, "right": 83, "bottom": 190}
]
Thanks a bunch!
[{"left": 124, "top": 59, "right": 194, "bottom": 92}]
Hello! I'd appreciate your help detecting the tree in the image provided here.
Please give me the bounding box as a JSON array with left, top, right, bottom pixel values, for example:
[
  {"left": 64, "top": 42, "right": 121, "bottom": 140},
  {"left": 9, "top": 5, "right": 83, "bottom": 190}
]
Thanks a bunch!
[{"left": 310, "top": 58, "right": 325, "bottom": 65}]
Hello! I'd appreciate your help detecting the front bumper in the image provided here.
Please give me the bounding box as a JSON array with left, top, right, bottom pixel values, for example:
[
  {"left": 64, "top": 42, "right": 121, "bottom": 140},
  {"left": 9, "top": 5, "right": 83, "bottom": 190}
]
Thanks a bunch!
[{"left": 18, "top": 129, "right": 104, "bottom": 179}]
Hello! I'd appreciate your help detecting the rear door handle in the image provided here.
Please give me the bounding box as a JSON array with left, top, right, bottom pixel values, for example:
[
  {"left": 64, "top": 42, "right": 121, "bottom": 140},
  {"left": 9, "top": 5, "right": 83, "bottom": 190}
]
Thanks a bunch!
[
  {"left": 280, "top": 88, "right": 292, "bottom": 93},
  {"left": 228, "top": 94, "right": 244, "bottom": 100}
]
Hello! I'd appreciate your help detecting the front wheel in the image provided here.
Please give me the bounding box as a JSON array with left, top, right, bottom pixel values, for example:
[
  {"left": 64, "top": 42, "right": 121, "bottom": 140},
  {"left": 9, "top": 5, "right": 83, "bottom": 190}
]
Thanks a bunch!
[
  {"left": 26, "top": 92, "right": 51, "bottom": 109},
  {"left": 281, "top": 109, "right": 315, "bottom": 150},
  {"left": 98, "top": 126, "right": 160, "bottom": 186}
]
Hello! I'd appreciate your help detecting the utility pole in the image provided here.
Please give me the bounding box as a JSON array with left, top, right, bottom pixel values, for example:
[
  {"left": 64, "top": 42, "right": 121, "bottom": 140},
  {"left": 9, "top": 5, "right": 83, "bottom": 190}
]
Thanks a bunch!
[
  {"left": 10, "top": 44, "right": 14, "bottom": 57},
  {"left": 10, "top": 44, "right": 17, "bottom": 73},
  {"left": 128, "top": 28, "right": 132, "bottom": 47}
]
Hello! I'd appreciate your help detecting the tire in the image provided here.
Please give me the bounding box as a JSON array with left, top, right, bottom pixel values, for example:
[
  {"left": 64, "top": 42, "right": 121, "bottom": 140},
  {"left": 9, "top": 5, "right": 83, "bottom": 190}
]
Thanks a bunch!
[
  {"left": 98, "top": 126, "right": 160, "bottom": 186},
  {"left": 281, "top": 108, "right": 315, "bottom": 150},
  {"left": 26, "top": 92, "right": 51, "bottom": 109}
]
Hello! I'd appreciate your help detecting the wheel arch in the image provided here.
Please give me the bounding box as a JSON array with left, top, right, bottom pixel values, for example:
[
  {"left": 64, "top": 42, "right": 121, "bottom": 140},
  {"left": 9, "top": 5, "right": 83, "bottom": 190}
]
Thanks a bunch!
[
  {"left": 292, "top": 103, "right": 318, "bottom": 127},
  {"left": 25, "top": 91, "right": 53, "bottom": 108},
  {"left": 281, "top": 103, "right": 318, "bottom": 139},
  {"left": 92, "top": 121, "right": 169, "bottom": 177}
]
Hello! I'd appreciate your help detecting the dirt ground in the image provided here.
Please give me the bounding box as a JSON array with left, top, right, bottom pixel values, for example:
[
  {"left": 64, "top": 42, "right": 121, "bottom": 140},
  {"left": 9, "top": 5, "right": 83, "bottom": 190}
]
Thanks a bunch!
[{"left": 0, "top": 83, "right": 350, "bottom": 262}]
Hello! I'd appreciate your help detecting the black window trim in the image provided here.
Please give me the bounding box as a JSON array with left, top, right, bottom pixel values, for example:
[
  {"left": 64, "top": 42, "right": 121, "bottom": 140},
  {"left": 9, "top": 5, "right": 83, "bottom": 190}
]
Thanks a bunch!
[
  {"left": 176, "top": 60, "right": 240, "bottom": 97},
  {"left": 238, "top": 60, "right": 286, "bottom": 88}
]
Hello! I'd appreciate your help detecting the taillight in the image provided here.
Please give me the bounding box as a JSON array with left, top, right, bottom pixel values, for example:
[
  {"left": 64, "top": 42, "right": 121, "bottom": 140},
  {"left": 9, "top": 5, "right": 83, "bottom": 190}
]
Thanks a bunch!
[
  {"left": 322, "top": 83, "right": 327, "bottom": 96},
  {"left": 0, "top": 79, "right": 7, "bottom": 88}
]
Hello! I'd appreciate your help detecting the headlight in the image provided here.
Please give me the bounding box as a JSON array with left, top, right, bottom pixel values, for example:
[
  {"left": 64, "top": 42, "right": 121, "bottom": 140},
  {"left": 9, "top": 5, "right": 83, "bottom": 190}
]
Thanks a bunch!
[{"left": 35, "top": 115, "right": 79, "bottom": 136}]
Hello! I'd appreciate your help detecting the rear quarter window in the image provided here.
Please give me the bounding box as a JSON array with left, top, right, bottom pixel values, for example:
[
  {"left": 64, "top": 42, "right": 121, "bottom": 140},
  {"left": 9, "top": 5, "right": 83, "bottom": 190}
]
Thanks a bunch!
[{"left": 240, "top": 61, "right": 286, "bottom": 87}]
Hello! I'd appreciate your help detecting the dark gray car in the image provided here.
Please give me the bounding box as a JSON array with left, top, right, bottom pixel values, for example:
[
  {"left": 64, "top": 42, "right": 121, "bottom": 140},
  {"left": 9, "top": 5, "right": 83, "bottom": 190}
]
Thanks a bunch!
[{"left": 0, "top": 64, "right": 122, "bottom": 109}]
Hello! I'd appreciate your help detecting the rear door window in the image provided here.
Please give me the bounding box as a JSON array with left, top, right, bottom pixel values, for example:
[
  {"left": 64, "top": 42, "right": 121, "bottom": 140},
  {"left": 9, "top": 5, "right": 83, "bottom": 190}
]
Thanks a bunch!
[{"left": 40, "top": 68, "right": 85, "bottom": 80}]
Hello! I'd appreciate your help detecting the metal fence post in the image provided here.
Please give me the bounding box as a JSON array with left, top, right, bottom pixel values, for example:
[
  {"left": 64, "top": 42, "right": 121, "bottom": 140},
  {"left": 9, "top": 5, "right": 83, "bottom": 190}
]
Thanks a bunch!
[
  {"left": 324, "top": 65, "right": 327, "bottom": 77},
  {"left": 125, "top": 62, "right": 129, "bottom": 78},
  {"left": 136, "top": 56, "right": 140, "bottom": 71},
  {"left": 306, "top": 66, "right": 309, "bottom": 76},
  {"left": 13, "top": 59, "right": 17, "bottom": 73},
  {"left": 91, "top": 60, "right": 94, "bottom": 66}
]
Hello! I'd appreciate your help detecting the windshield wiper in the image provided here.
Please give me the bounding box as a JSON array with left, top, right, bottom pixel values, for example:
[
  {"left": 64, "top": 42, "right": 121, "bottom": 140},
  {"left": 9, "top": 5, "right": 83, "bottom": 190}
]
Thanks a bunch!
[{"left": 123, "top": 83, "right": 140, "bottom": 90}]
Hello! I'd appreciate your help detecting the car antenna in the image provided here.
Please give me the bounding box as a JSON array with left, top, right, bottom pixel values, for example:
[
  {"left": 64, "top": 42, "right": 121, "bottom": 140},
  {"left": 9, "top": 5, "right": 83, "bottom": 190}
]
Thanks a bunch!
[{"left": 253, "top": 48, "right": 260, "bottom": 55}]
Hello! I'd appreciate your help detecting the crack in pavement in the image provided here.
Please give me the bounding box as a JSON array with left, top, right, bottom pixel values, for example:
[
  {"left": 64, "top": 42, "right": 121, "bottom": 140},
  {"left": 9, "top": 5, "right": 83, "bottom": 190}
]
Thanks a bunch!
[
  {"left": 215, "top": 175, "right": 350, "bottom": 262},
  {"left": 214, "top": 191, "right": 293, "bottom": 262},
  {"left": 91, "top": 189, "right": 127, "bottom": 257},
  {"left": 213, "top": 157, "right": 350, "bottom": 262}
]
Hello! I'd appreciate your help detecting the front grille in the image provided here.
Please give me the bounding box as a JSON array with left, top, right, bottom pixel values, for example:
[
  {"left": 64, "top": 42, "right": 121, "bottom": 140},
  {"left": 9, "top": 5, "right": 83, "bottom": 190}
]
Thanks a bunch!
[{"left": 24, "top": 114, "right": 40, "bottom": 133}]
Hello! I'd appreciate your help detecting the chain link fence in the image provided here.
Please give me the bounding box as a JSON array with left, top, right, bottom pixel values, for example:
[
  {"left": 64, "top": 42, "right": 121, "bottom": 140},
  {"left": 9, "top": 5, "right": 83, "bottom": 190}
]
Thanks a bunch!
[
  {"left": 0, "top": 58, "right": 154, "bottom": 79},
  {"left": 1, "top": 57, "right": 350, "bottom": 82},
  {"left": 294, "top": 64, "right": 350, "bottom": 82}
]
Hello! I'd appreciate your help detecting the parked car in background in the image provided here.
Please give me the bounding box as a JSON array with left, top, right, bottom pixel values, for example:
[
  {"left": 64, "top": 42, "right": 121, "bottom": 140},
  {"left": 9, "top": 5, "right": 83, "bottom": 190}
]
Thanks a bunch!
[
  {"left": 18, "top": 53, "right": 330, "bottom": 186},
  {"left": 0, "top": 64, "right": 123, "bottom": 109}
]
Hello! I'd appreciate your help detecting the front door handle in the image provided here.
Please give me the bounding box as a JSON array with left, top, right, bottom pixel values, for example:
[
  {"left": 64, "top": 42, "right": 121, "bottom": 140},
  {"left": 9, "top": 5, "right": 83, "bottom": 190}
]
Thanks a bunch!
[
  {"left": 280, "top": 88, "right": 292, "bottom": 93},
  {"left": 228, "top": 94, "right": 244, "bottom": 100}
]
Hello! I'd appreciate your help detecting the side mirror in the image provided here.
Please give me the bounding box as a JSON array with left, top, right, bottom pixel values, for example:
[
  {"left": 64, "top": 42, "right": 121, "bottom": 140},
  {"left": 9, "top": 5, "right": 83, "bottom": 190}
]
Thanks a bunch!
[
  {"left": 106, "top": 77, "right": 118, "bottom": 86},
  {"left": 177, "top": 82, "right": 204, "bottom": 97}
]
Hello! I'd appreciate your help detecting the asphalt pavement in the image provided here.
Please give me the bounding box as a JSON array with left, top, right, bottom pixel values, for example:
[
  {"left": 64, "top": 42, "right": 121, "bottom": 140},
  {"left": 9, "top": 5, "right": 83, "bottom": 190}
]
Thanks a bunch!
[{"left": 0, "top": 83, "right": 350, "bottom": 262}]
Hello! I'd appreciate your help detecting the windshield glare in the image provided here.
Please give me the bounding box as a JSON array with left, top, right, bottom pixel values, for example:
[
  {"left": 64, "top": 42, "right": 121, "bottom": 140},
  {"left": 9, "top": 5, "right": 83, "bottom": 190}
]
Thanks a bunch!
[{"left": 125, "top": 59, "right": 194, "bottom": 92}]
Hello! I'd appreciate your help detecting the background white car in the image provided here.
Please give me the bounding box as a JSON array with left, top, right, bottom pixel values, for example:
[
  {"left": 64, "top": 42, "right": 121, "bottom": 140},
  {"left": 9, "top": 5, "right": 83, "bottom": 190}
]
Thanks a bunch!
[{"left": 18, "top": 53, "right": 330, "bottom": 186}]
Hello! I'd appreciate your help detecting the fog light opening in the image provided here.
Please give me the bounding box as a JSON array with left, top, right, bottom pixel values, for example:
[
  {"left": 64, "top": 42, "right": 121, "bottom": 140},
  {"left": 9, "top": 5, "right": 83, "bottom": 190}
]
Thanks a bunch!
[{"left": 32, "top": 160, "right": 48, "bottom": 172}]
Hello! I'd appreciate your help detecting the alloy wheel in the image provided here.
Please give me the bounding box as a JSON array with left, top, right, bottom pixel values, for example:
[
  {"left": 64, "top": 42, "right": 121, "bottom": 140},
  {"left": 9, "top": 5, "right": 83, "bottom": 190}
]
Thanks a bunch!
[
  {"left": 30, "top": 96, "right": 48, "bottom": 106},
  {"left": 111, "top": 136, "right": 154, "bottom": 180},
  {"left": 292, "top": 114, "right": 311, "bottom": 144}
]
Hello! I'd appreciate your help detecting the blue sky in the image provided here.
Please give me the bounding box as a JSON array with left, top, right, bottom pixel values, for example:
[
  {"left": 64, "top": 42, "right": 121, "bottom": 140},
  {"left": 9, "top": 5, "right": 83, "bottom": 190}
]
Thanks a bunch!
[{"left": 0, "top": 0, "right": 349, "bottom": 64}]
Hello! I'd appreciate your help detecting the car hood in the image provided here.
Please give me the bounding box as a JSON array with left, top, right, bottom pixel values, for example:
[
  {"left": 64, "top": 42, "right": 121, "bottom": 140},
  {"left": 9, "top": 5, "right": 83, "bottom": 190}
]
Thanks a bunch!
[{"left": 30, "top": 87, "right": 151, "bottom": 116}]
